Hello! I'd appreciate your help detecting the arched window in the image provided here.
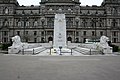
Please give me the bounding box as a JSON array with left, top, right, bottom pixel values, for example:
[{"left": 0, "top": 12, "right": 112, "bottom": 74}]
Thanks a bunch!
[
  {"left": 4, "top": 20, "right": 8, "bottom": 26},
  {"left": 0, "top": 19, "right": 3, "bottom": 26},
  {"left": 18, "top": 21, "right": 22, "bottom": 27},
  {"left": 82, "top": 19, "right": 87, "bottom": 27},
  {"left": 47, "top": 18, "right": 54, "bottom": 28},
  {"left": 90, "top": 19, "right": 94, "bottom": 27},
  {"left": 112, "top": 19, "right": 117, "bottom": 27},
  {"left": 98, "top": 19, "right": 104, "bottom": 27},
  {"left": 26, "top": 21, "right": 30, "bottom": 27},
  {"left": 18, "top": 20, "right": 24, "bottom": 27},
  {"left": 66, "top": 18, "right": 73, "bottom": 28},
  {"left": 34, "top": 21, "right": 38, "bottom": 27},
  {"left": 90, "top": 19, "right": 96, "bottom": 28},
  {"left": 5, "top": 7, "right": 9, "bottom": 14},
  {"left": 112, "top": 7, "right": 117, "bottom": 14}
]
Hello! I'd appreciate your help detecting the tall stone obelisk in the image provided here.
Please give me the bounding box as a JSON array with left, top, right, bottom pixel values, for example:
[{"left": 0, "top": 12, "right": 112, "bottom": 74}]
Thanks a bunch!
[{"left": 53, "top": 13, "right": 66, "bottom": 48}]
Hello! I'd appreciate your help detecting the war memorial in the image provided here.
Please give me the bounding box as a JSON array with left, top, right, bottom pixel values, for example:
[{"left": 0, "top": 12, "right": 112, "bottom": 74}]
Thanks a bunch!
[
  {"left": 0, "top": 1, "right": 120, "bottom": 80},
  {"left": 0, "top": 0, "right": 119, "bottom": 55},
  {"left": 8, "top": 11, "right": 113, "bottom": 55}
]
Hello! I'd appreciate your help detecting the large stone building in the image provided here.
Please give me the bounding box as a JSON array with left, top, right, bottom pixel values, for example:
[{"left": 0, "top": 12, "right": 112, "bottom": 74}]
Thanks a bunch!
[{"left": 0, "top": 0, "right": 120, "bottom": 46}]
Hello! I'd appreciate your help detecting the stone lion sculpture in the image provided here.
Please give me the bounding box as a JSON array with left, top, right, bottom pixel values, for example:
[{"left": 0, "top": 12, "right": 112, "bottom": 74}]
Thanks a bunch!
[
  {"left": 11, "top": 35, "right": 22, "bottom": 47},
  {"left": 8, "top": 35, "right": 23, "bottom": 54},
  {"left": 100, "top": 35, "right": 109, "bottom": 47},
  {"left": 8, "top": 35, "right": 34, "bottom": 54},
  {"left": 98, "top": 35, "right": 112, "bottom": 54},
  {"left": 9, "top": 35, "right": 28, "bottom": 54}
]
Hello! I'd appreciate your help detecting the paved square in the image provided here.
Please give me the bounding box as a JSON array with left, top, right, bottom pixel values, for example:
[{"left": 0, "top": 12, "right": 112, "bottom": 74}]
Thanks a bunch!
[{"left": 0, "top": 55, "right": 120, "bottom": 80}]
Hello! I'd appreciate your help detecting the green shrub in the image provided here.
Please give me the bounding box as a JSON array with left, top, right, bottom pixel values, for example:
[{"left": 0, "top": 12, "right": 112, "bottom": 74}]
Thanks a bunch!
[
  {"left": 119, "top": 48, "right": 120, "bottom": 52},
  {"left": 0, "top": 44, "right": 2, "bottom": 49},
  {"left": 112, "top": 45, "right": 119, "bottom": 52},
  {"left": 1, "top": 44, "right": 11, "bottom": 50},
  {"left": 108, "top": 41, "right": 119, "bottom": 52}
]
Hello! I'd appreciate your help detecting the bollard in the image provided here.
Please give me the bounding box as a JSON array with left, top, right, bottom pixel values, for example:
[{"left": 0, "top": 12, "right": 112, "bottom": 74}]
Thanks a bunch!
[
  {"left": 71, "top": 49, "right": 72, "bottom": 55},
  {"left": 90, "top": 49, "right": 91, "bottom": 55},
  {"left": 50, "top": 48, "right": 51, "bottom": 55},
  {"left": 33, "top": 49, "right": 34, "bottom": 55},
  {"left": 22, "top": 49, "right": 24, "bottom": 55}
]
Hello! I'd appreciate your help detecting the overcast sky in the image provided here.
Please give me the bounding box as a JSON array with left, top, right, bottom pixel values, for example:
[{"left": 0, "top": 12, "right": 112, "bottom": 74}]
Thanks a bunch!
[{"left": 17, "top": 0, "right": 103, "bottom": 6}]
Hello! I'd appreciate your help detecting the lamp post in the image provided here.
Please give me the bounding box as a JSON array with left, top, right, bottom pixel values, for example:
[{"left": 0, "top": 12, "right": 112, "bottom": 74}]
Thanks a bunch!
[
  {"left": 95, "top": 18, "right": 97, "bottom": 42},
  {"left": 41, "top": 17, "right": 45, "bottom": 42},
  {"left": 105, "top": 19, "right": 107, "bottom": 36},
  {"left": 49, "top": 47, "right": 53, "bottom": 55},
  {"left": 13, "top": 17, "right": 15, "bottom": 37},
  {"left": 104, "top": 11, "right": 107, "bottom": 36},
  {"left": 22, "top": 11, "right": 26, "bottom": 42},
  {"left": 71, "top": 48, "right": 73, "bottom": 55},
  {"left": 93, "top": 11, "right": 98, "bottom": 43},
  {"left": 75, "top": 17, "right": 79, "bottom": 43},
  {"left": 93, "top": 18, "right": 97, "bottom": 43}
]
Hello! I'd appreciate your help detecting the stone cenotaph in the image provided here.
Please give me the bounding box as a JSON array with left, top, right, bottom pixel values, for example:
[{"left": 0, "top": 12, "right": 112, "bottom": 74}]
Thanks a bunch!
[{"left": 53, "top": 13, "right": 67, "bottom": 48}]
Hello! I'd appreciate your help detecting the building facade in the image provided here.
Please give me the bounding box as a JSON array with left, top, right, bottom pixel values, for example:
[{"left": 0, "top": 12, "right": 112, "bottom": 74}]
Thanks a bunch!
[{"left": 0, "top": 0, "right": 120, "bottom": 46}]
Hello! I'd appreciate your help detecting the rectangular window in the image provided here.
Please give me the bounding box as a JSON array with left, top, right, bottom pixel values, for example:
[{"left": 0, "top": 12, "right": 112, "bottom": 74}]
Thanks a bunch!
[
  {"left": 41, "top": 32, "right": 44, "bottom": 36},
  {"left": 0, "top": 19, "right": 2, "bottom": 26},
  {"left": 113, "top": 38, "right": 118, "bottom": 43},
  {"left": 100, "top": 31, "right": 103, "bottom": 36},
  {"left": 47, "top": 31, "right": 53, "bottom": 35},
  {"left": 114, "top": 32, "right": 116, "bottom": 36},
  {"left": 25, "top": 39, "right": 28, "bottom": 42},
  {"left": 92, "top": 31, "right": 95, "bottom": 36},
  {"left": 17, "top": 31, "right": 20, "bottom": 35},
  {"left": 3, "top": 38, "right": 7, "bottom": 42},
  {"left": 34, "top": 38, "right": 37, "bottom": 43},
  {"left": 34, "top": 31, "right": 37, "bottom": 36},
  {"left": 83, "top": 31, "right": 86, "bottom": 36},
  {"left": 114, "top": 32, "right": 117, "bottom": 36},
  {"left": 25, "top": 31, "right": 28, "bottom": 35},
  {"left": 112, "top": 31, "right": 118, "bottom": 36},
  {"left": 3, "top": 31, "right": 8, "bottom": 36},
  {"left": 76, "top": 32, "right": 79, "bottom": 36}
]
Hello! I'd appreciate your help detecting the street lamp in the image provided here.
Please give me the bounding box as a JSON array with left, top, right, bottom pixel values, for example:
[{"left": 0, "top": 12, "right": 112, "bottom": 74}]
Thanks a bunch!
[
  {"left": 95, "top": 18, "right": 97, "bottom": 42},
  {"left": 94, "top": 11, "right": 98, "bottom": 43},
  {"left": 13, "top": 11, "right": 17, "bottom": 37},
  {"left": 75, "top": 17, "right": 80, "bottom": 43},
  {"left": 49, "top": 47, "right": 53, "bottom": 55},
  {"left": 93, "top": 18, "right": 97, "bottom": 43},
  {"left": 22, "top": 11, "right": 26, "bottom": 42},
  {"left": 104, "top": 11, "right": 107, "bottom": 36},
  {"left": 41, "top": 17, "right": 45, "bottom": 42}
]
